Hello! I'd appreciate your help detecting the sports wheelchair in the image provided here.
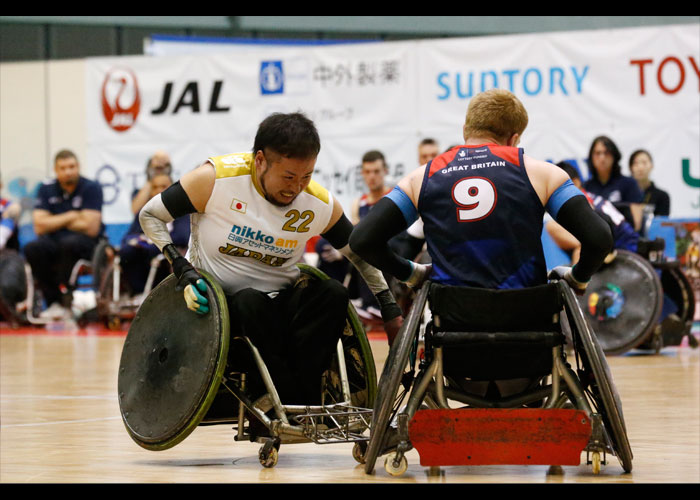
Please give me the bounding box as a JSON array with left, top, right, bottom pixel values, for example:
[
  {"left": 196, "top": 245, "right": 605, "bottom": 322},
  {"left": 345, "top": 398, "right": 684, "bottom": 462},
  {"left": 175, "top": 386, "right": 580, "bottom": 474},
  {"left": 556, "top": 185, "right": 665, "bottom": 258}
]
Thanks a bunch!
[
  {"left": 362, "top": 276, "right": 633, "bottom": 477},
  {"left": 579, "top": 240, "right": 697, "bottom": 355},
  {"left": 16, "top": 237, "right": 112, "bottom": 326},
  {"left": 95, "top": 246, "right": 172, "bottom": 330},
  {"left": 117, "top": 264, "right": 376, "bottom": 468}
]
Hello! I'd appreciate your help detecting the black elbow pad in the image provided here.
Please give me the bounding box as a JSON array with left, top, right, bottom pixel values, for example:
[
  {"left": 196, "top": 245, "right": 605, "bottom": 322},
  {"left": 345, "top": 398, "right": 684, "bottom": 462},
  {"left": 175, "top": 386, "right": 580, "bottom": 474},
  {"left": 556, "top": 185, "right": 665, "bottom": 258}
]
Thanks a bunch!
[{"left": 161, "top": 181, "right": 197, "bottom": 219}]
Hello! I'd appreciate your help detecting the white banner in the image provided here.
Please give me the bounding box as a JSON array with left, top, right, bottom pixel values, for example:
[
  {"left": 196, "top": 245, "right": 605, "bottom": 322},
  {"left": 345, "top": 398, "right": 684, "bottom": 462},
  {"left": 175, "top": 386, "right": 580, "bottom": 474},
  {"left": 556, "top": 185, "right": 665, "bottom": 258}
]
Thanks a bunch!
[{"left": 86, "top": 24, "right": 700, "bottom": 225}]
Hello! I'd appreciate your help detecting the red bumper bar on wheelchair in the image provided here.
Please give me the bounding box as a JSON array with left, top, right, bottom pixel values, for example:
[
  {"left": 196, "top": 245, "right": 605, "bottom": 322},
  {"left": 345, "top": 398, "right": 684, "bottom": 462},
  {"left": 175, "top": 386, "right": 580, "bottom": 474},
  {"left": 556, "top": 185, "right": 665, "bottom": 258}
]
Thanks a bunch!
[{"left": 409, "top": 408, "right": 592, "bottom": 466}]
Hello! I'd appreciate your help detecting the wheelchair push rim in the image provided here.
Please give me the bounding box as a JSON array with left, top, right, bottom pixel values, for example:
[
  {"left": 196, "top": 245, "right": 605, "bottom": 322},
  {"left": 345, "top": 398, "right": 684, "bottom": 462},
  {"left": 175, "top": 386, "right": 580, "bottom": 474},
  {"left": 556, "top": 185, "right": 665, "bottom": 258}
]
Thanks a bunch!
[
  {"left": 363, "top": 281, "right": 429, "bottom": 474},
  {"left": 560, "top": 281, "right": 634, "bottom": 473}
]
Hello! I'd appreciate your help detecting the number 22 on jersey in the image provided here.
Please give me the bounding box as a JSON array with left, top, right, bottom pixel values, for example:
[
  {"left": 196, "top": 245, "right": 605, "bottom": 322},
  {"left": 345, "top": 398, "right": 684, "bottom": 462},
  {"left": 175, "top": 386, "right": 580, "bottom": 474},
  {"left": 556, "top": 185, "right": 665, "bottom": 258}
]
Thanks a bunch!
[{"left": 451, "top": 177, "right": 498, "bottom": 222}]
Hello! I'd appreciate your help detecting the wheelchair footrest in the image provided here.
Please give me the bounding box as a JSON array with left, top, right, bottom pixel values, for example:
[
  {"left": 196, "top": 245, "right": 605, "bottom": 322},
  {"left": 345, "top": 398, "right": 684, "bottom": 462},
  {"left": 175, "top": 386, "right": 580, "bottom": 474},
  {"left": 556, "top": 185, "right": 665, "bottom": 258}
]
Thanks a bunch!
[{"left": 409, "top": 408, "right": 591, "bottom": 466}]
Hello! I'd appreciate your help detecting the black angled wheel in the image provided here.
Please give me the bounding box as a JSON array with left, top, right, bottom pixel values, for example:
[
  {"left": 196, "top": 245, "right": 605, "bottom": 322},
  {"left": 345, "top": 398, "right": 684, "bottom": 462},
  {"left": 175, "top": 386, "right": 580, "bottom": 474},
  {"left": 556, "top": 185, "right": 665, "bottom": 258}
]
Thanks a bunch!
[
  {"left": 363, "top": 282, "right": 429, "bottom": 474},
  {"left": 560, "top": 280, "right": 633, "bottom": 473}
]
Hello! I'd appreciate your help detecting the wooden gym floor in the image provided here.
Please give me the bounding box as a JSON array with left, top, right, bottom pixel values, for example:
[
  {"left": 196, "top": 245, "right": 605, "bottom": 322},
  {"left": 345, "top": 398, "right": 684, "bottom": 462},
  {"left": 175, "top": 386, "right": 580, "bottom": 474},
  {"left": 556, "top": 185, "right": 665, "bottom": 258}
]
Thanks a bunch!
[{"left": 1, "top": 322, "right": 698, "bottom": 484}]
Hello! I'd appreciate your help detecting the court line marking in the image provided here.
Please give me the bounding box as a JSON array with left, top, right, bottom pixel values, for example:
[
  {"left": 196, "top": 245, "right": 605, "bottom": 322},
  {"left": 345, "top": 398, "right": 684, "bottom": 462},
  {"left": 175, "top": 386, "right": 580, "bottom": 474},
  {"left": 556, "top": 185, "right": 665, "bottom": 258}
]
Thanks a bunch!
[
  {"left": 1, "top": 416, "right": 122, "bottom": 428},
  {"left": 1, "top": 394, "right": 116, "bottom": 400}
]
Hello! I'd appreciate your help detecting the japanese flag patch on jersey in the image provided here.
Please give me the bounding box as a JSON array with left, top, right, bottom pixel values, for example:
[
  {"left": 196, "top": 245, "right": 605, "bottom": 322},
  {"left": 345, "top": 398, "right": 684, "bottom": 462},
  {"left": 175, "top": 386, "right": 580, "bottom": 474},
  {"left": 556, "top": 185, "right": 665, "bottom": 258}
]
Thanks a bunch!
[{"left": 230, "top": 198, "right": 247, "bottom": 213}]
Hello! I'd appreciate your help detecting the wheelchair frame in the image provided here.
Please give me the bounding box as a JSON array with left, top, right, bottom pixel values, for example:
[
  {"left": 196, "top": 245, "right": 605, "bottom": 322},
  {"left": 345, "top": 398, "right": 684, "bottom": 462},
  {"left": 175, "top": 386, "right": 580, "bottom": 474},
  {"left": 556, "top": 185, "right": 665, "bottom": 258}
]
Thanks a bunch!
[
  {"left": 362, "top": 279, "right": 633, "bottom": 477},
  {"left": 119, "top": 264, "right": 377, "bottom": 469}
]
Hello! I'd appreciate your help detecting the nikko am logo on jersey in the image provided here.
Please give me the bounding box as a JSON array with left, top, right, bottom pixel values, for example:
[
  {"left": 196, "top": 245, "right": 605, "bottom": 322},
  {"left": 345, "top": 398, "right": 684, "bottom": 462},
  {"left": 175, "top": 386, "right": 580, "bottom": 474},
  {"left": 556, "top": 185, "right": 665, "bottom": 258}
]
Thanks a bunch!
[
  {"left": 228, "top": 224, "right": 299, "bottom": 251},
  {"left": 260, "top": 61, "right": 284, "bottom": 95}
]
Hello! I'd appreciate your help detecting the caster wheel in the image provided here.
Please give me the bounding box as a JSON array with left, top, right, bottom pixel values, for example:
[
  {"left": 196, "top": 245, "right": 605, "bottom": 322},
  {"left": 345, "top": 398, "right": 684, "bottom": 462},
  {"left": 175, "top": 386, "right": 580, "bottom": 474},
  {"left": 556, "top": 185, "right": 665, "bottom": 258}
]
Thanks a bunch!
[
  {"left": 259, "top": 440, "right": 280, "bottom": 468},
  {"left": 591, "top": 451, "right": 601, "bottom": 475},
  {"left": 107, "top": 316, "right": 121, "bottom": 330},
  {"left": 384, "top": 451, "right": 408, "bottom": 476},
  {"left": 352, "top": 441, "right": 368, "bottom": 464}
]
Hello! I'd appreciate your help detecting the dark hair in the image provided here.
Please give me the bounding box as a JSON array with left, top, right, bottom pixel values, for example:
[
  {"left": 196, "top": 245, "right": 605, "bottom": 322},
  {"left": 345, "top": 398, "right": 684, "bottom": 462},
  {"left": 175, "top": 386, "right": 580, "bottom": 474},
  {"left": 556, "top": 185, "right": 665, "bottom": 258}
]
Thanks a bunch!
[
  {"left": 54, "top": 149, "right": 78, "bottom": 164},
  {"left": 587, "top": 136, "right": 622, "bottom": 182},
  {"left": 628, "top": 149, "right": 652, "bottom": 170},
  {"left": 419, "top": 138, "right": 438, "bottom": 147},
  {"left": 361, "top": 150, "right": 386, "bottom": 166},
  {"left": 556, "top": 161, "right": 580, "bottom": 181},
  {"left": 253, "top": 112, "right": 320, "bottom": 159}
]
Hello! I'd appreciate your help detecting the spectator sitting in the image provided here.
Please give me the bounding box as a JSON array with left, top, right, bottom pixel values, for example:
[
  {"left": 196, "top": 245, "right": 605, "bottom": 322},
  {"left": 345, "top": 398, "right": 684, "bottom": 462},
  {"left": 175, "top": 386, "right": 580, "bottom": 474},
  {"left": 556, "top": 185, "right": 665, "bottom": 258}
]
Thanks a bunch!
[
  {"left": 0, "top": 178, "right": 20, "bottom": 252},
  {"left": 131, "top": 150, "right": 173, "bottom": 216},
  {"left": 629, "top": 149, "right": 670, "bottom": 217},
  {"left": 1, "top": 177, "right": 25, "bottom": 324},
  {"left": 120, "top": 173, "right": 189, "bottom": 296},
  {"left": 583, "top": 136, "right": 643, "bottom": 229},
  {"left": 24, "top": 149, "right": 104, "bottom": 319}
]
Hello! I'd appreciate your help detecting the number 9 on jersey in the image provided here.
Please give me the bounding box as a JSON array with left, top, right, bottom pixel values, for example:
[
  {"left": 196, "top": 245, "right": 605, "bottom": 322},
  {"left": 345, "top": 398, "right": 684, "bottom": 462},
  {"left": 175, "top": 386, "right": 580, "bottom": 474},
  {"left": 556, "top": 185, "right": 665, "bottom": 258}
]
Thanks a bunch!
[{"left": 451, "top": 177, "right": 498, "bottom": 222}]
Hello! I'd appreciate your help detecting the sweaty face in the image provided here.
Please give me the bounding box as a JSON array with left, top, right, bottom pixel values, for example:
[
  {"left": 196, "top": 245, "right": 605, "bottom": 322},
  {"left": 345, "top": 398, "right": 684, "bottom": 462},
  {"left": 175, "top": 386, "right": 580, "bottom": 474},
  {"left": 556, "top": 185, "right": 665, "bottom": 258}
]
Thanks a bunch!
[
  {"left": 55, "top": 157, "right": 80, "bottom": 192},
  {"left": 256, "top": 151, "right": 315, "bottom": 207},
  {"left": 361, "top": 159, "right": 387, "bottom": 192}
]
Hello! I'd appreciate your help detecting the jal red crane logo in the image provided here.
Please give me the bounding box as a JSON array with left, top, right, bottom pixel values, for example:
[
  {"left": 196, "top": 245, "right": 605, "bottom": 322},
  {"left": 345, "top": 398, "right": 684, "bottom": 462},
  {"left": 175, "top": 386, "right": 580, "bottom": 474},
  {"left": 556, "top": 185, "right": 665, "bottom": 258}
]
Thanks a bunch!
[{"left": 101, "top": 67, "right": 141, "bottom": 132}]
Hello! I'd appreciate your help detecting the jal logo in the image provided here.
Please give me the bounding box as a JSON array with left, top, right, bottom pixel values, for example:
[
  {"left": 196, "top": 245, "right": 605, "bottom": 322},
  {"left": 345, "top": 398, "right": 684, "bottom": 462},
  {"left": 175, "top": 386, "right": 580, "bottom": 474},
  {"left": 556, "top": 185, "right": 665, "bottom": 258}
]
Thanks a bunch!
[
  {"left": 101, "top": 67, "right": 141, "bottom": 132},
  {"left": 260, "top": 61, "right": 284, "bottom": 95}
]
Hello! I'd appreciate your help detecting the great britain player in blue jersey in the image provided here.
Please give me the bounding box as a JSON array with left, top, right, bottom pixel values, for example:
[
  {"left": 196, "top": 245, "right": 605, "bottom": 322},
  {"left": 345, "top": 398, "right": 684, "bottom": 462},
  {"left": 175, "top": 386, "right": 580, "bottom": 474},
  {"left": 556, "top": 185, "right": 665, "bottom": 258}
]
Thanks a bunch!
[{"left": 350, "top": 89, "right": 613, "bottom": 294}]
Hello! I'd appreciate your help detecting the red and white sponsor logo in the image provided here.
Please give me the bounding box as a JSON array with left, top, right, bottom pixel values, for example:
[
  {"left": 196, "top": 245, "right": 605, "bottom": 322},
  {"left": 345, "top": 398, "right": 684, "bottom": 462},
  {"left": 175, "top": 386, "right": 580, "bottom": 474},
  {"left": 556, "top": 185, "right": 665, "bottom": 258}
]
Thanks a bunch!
[{"left": 101, "top": 67, "right": 141, "bottom": 132}]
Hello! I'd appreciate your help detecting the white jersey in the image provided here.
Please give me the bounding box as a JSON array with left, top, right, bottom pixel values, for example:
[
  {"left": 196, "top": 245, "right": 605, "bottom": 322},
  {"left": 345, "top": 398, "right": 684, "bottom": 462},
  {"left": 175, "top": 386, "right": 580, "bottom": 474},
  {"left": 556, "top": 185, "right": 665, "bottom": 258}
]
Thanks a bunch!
[{"left": 186, "top": 152, "right": 335, "bottom": 295}]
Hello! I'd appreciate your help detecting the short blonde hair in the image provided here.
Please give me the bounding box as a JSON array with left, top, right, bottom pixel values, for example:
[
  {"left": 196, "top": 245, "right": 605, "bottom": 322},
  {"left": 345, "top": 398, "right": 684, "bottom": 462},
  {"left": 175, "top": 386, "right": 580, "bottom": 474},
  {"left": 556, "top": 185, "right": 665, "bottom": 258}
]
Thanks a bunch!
[{"left": 463, "top": 89, "right": 529, "bottom": 143}]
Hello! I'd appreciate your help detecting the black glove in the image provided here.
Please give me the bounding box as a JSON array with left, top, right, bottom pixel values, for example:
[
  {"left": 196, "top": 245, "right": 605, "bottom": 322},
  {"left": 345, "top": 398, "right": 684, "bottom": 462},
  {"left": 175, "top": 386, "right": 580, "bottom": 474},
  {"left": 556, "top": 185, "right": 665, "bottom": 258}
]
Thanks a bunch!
[
  {"left": 166, "top": 245, "right": 209, "bottom": 315},
  {"left": 375, "top": 289, "right": 404, "bottom": 346}
]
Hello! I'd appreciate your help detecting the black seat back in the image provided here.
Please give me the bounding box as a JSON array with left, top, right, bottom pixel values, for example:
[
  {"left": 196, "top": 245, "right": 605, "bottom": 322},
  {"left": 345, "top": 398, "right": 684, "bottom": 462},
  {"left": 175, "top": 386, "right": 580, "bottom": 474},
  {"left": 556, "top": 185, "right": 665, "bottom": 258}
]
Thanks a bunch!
[{"left": 428, "top": 283, "right": 564, "bottom": 380}]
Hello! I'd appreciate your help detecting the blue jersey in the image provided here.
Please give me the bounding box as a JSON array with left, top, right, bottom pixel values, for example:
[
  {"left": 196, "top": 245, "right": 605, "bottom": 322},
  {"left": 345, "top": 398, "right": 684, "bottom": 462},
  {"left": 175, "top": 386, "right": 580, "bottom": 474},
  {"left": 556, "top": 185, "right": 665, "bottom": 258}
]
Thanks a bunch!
[
  {"left": 418, "top": 144, "right": 547, "bottom": 289},
  {"left": 34, "top": 176, "right": 104, "bottom": 238}
]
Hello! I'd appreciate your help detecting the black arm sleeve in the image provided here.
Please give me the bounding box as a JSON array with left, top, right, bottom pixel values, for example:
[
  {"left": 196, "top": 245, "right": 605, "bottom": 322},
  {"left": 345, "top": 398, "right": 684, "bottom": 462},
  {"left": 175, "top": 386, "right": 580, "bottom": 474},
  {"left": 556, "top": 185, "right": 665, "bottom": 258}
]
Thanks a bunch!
[
  {"left": 161, "top": 181, "right": 197, "bottom": 219},
  {"left": 349, "top": 197, "right": 412, "bottom": 281},
  {"left": 320, "top": 212, "right": 353, "bottom": 249},
  {"left": 555, "top": 195, "right": 614, "bottom": 283}
]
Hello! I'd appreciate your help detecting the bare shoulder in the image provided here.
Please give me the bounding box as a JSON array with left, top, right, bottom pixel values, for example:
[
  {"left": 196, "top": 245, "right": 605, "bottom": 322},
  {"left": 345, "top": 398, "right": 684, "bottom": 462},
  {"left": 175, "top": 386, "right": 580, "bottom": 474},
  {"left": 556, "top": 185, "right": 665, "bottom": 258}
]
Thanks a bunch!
[
  {"left": 180, "top": 162, "right": 216, "bottom": 212},
  {"left": 397, "top": 165, "right": 426, "bottom": 206},
  {"left": 523, "top": 155, "right": 568, "bottom": 194}
]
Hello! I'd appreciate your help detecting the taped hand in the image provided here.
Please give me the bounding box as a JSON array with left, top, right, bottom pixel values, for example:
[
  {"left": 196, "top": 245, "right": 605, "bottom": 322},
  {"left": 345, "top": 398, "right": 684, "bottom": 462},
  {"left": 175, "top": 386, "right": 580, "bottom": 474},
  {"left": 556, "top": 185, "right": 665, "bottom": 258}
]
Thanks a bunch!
[
  {"left": 183, "top": 279, "right": 210, "bottom": 315},
  {"left": 171, "top": 254, "right": 209, "bottom": 315},
  {"left": 549, "top": 265, "right": 589, "bottom": 296},
  {"left": 404, "top": 262, "right": 432, "bottom": 289}
]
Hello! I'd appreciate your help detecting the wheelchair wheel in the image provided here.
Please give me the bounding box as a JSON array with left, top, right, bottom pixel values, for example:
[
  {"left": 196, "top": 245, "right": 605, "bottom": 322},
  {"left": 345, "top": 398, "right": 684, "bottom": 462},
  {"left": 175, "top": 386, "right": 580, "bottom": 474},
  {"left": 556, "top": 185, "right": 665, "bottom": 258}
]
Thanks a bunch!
[
  {"left": 91, "top": 238, "right": 114, "bottom": 293},
  {"left": 118, "top": 269, "right": 230, "bottom": 451},
  {"left": 660, "top": 266, "right": 696, "bottom": 324},
  {"left": 363, "top": 282, "right": 430, "bottom": 474},
  {"left": 578, "top": 250, "right": 663, "bottom": 355},
  {"left": 96, "top": 261, "right": 133, "bottom": 327},
  {"left": 560, "top": 281, "right": 633, "bottom": 473},
  {"left": 296, "top": 264, "right": 377, "bottom": 413}
]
